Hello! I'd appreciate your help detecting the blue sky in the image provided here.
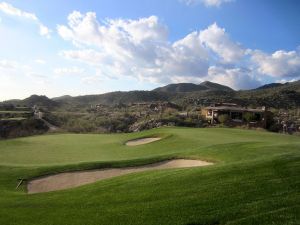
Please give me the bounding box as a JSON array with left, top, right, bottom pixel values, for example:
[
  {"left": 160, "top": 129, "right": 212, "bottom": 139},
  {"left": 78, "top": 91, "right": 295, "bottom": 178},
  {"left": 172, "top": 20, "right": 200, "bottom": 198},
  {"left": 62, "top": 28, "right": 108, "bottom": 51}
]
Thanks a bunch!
[{"left": 0, "top": 0, "right": 300, "bottom": 100}]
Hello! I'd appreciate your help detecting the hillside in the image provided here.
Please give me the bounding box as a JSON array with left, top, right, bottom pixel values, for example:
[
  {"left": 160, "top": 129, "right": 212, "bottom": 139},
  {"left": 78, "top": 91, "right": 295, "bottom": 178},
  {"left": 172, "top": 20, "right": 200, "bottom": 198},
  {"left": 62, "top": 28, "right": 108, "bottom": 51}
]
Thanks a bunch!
[
  {"left": 53, "top": 80, "right": 300, "bottom": 109},
  {"left": 2, "top": 80, "right": 300, "bottom": 109},
  {"left": 255, "top": 83, "right": 284, "bottom": 90},
  {"left": 3, "top": 95, "right": 59, "bottom": 109},
  {"left": 153, "top": 81, "right": 233, "bottom": 92},
  {"left": 237, "top": 80, "right": 300, "bottom": 108},
  {"left": 54, "top": 91, "right": 173, "bottom": 107}
]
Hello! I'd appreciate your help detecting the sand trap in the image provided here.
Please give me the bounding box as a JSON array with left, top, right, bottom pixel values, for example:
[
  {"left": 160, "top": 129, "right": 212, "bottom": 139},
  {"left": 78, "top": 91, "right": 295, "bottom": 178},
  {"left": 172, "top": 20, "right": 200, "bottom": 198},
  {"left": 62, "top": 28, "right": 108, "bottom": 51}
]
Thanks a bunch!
[
  {"left": 126, "top": 137, "right": 161, "bottom": 146},
  {"left": 27, "top": 159, "right": 213, "bottom": 194}
]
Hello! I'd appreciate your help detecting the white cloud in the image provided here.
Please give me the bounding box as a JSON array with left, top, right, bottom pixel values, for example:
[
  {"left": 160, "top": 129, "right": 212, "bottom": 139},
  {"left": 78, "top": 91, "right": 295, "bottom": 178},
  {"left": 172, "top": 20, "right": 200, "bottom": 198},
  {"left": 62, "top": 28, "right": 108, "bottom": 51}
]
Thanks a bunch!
[
  {"left": 251, "top": 49, "right": 300, "bottom": 78},
  {"left": 0, "top": 59, "right": 18, "bottom": 69},
  {"left": 0, "top": 2, "right": 51, "bottom": 37},
  {"left": 276, "top": 78, "right": 298, "bottom": 84},
  {"left": 57, "top": 12, "right": 167, "bottom": 47},
  {"left": 182, "top": 0, "right": 233, "bottom": 7},
  {"left": 81, "top": 75, "right": 102, "bottom": 85},
  {"left": 58, "top": 12, "right": 209, "bottom": 84},
  {"left": 60, "top": 49, "right": 106, "bottom": 65},
  {"left": 54, "top": 67, "right": 84, "bottom": 75},
  {"left": 34, "top": 59, "right": 46, "bottom": 64},
  {"left": 0, "top": 59, "right": 50, "bottom": 85},
  {"left": 26, "top": 72, "right": 49, "bottom": 84},
  {"left": 39, "top": 24, "right": 51, "bottom": 37},
  {"left": 207, "top": 66, "right": 261, "bottom": 90},
  {"left": 199, "top": 23, "right": 245, "bottom": 63},
  {"left": 0, "top": 2, "right": 37, "bottom": 20},
  {"left": 57, "top": 11, "right": 300, "bottom": 90},
  {"left": 27, "top": 72, "right": 46, "bottom": 79}
]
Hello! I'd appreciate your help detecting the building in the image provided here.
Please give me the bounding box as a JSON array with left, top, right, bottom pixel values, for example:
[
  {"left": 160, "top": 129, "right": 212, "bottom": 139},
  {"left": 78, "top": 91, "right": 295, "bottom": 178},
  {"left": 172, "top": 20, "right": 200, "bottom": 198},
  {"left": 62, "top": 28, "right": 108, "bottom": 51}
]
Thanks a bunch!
[{"left": 201, "top": 103, "right": 272, "bottom": 128}]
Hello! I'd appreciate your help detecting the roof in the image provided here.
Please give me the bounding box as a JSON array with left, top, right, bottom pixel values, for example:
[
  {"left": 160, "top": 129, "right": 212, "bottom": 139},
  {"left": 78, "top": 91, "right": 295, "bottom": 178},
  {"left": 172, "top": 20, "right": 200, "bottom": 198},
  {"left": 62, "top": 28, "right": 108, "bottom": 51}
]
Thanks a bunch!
[
  {"left": 204, "top": 106, "right": 265, "bottom": 113},
  {"left": 215, "top": 103, "right": 238, "bottom": 107}
]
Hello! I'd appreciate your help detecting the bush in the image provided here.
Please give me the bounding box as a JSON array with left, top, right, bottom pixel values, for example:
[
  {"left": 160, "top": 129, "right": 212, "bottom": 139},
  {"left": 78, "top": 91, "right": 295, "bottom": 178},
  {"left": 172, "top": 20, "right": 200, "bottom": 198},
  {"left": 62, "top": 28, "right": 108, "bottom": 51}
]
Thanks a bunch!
[
  {"left": 0, "top": 119, "right": 48, "bottom": 139},
  {"left": 267, "top": 123, "right": 281, "bottom": 132},
  {"left": 218, "top": 114, "right": 229, "bottom": 124},
  {"left": 243, "top": 112, "right": 255, "bottom": 123}
]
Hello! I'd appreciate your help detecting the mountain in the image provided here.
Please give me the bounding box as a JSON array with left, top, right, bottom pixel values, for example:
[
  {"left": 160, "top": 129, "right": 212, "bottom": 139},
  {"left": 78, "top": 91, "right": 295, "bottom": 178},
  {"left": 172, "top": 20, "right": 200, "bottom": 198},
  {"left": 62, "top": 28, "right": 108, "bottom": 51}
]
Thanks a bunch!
[
  {"left": 52, "top": 95, "right": 73, "bottom": 101},
  {"left": 153, "top": 83, "right": 205, "bottom": 92},
  {"left": 153, "top": 81, "right": 233, "bottom": 93},
  {"left": 23, "top": 95, "right": 59, "bottom": 107},
  {"left": 4, "top": 95, "right": 59, "bottom": 108},
  {"left": 54, "top": 91, "right": 172, "bottom": 106},
  {"left": 2, "top": 80, "right": 300, "bottom": 109},
  {"left": 255, "top": 83, "right": 284, "bottom": 90},
  {"left": 200, "top": 81, "right": 234, "bottom": 91}
]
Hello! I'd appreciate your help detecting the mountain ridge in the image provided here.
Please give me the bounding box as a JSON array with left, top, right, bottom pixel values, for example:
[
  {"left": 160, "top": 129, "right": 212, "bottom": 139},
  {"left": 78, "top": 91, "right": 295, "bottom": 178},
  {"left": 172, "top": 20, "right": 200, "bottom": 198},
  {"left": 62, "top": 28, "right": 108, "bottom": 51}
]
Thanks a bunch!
[
  {"left": 153, "top": 81, "right": 233, "bottom": 93},
  {"left": 2, "top": 80, "right": 300, "bottom": 109}
]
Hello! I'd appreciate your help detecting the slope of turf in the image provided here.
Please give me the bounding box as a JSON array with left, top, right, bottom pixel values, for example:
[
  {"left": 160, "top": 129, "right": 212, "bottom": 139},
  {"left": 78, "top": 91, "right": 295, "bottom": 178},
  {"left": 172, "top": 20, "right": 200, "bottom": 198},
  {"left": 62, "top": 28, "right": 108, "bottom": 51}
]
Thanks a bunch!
[{"left": 0, "top": 127, "right": 299, "bottom": 225}]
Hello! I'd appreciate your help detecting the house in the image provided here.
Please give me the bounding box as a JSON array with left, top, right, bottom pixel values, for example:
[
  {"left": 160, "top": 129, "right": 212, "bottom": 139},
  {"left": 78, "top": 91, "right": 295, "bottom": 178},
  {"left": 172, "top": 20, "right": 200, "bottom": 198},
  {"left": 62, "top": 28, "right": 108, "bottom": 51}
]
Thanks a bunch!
[{"left": 201, "top": 103, "right": 272, "bottom": 128}]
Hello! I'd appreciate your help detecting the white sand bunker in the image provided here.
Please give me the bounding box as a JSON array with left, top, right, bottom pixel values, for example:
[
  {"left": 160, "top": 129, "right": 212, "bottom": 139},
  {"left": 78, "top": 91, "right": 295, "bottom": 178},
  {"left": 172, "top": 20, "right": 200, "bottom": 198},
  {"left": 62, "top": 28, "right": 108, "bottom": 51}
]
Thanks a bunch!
[
  {"left": 126, "top": 137, "right": 161, "bottom": 146},
  {"left": 27, "top": 159, "right": 213, "bottom": 194}
]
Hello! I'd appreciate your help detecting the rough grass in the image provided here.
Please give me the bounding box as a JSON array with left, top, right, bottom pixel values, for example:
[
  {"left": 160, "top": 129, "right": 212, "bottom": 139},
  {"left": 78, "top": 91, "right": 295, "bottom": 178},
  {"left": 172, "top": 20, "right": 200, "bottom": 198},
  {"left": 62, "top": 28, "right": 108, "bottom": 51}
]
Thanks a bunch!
[{"left": 0, "top": 127, "right": 299, "bottom": 225}]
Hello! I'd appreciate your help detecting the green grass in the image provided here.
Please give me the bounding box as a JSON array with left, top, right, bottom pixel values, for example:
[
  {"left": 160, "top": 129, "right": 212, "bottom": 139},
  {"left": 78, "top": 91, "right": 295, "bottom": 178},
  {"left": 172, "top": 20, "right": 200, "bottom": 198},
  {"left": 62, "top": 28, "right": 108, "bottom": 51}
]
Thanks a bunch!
[{"left": 0, "top": 127, "right": 299, "bottom": 225}]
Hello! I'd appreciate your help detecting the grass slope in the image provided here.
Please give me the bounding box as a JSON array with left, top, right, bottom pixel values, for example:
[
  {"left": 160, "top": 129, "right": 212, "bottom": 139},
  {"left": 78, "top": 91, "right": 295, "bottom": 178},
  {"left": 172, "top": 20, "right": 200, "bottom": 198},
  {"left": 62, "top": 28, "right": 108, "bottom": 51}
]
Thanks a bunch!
[{"left": 0, "top": 127, "right": 299, "bottom": 225}]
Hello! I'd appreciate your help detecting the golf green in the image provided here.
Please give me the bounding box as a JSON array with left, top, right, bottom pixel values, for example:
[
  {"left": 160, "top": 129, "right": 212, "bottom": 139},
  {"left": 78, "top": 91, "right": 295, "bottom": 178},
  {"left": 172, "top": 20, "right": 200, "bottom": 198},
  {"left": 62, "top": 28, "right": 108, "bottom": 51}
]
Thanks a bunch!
[{"left": 0, "top": 127, "right": 299, "bottom": 225}]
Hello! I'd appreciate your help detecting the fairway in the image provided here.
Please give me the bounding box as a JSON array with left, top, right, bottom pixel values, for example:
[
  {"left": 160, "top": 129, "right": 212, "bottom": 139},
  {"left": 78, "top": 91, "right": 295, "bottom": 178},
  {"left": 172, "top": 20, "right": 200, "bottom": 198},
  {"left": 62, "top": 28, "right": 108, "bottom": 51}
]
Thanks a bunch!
[{"left": 0, "top": 127, "right": 300, "bottom": 225}]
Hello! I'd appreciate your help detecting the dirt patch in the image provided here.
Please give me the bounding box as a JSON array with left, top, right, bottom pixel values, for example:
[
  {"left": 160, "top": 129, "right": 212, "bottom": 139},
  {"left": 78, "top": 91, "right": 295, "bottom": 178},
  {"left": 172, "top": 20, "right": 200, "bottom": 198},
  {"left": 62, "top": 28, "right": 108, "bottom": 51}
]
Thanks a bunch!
[
  {"left": 126, "top": 137, "right": 162, "bottom": 146},
  {"left": 27, "top": 159, "right": 213, "bottom": 194}
]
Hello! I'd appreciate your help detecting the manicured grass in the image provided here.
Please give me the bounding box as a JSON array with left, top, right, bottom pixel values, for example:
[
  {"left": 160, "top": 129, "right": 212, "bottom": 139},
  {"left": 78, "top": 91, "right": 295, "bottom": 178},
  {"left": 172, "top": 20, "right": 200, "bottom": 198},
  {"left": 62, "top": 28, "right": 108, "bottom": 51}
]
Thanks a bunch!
[{"left": 0, "top": 127, "right": 299, "bottom": 225}]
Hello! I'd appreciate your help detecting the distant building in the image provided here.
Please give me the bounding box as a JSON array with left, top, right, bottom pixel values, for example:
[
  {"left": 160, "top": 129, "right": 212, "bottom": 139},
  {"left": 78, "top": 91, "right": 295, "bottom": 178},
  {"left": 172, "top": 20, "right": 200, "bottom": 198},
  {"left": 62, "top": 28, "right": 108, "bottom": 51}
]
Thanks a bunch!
[{"left": 201, "top": 103, "right": 272, "bottom": 128}]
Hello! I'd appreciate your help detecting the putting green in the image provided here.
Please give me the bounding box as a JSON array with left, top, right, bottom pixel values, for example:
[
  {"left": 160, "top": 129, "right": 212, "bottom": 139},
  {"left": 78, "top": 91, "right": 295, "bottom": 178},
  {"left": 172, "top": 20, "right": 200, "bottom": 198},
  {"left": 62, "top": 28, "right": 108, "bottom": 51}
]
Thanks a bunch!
[{"left": 0, "top": 127, "right": 297, "bottom": 166}]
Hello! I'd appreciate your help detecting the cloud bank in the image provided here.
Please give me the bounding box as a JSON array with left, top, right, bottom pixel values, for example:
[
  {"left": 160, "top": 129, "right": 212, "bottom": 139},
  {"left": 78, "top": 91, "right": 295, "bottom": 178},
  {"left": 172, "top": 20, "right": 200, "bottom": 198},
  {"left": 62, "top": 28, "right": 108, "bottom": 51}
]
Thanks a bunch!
[
  {"left": 251, "top": 49, "right": 300, "bottom": 78},
  {"left": 56, "top": 11, "right": 300, "bottom": 89}
]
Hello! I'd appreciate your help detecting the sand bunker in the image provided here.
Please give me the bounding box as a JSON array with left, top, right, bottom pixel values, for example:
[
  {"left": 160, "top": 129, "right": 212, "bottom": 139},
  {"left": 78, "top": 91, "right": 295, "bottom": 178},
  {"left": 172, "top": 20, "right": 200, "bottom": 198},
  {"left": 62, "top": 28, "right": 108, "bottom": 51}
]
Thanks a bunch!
[
  {"left": 126, "top": 137, "right": 161, "bottom": 146},
  {"left": 27, "top": 159, "right": 213, "bottom": 194}
]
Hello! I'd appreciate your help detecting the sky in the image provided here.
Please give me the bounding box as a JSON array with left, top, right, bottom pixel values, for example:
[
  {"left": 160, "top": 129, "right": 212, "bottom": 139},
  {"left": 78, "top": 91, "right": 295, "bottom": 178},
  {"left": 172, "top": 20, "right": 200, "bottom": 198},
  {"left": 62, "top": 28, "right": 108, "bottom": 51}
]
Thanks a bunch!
[{"left": 0, "top": 0, "right": 300, "bottom": 100}]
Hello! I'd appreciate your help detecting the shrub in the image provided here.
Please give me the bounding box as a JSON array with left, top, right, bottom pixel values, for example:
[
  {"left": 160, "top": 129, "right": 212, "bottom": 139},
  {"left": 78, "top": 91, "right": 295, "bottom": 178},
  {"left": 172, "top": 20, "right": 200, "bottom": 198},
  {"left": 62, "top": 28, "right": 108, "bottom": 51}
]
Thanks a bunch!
[
  {"left": 0, "top": 119, "right": 48, "bottom": 139},
  {"left": 243, "top": 112, "right": 255, "bottom": 123},
  {"left": 218, "top": 114, "right": 229, "bottom": 124}
]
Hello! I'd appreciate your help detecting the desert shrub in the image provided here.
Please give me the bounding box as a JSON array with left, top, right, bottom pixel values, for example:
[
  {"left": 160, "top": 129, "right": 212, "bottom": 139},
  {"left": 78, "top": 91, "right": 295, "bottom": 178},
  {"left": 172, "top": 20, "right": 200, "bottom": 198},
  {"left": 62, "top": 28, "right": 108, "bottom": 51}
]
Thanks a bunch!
[
  {"left": 218, "top": 114, "right": 229, "bottom": 124},
  {"left": 163, "top": 108, "right": 178, "bottom": 116},
  {"left": 267, "top": 121, "right": 281, "bottom": 132},
  {"left": 97, "top": 114, "right": 137, "bottom": 133},
  {"left": 0, "top": 119, "right": 48, "bottom": 139}
]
